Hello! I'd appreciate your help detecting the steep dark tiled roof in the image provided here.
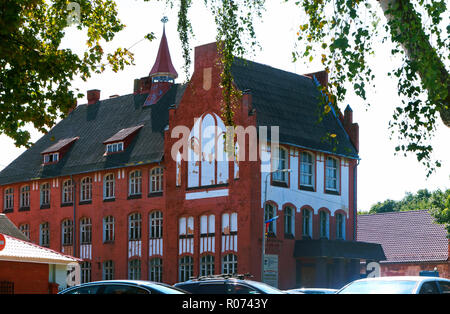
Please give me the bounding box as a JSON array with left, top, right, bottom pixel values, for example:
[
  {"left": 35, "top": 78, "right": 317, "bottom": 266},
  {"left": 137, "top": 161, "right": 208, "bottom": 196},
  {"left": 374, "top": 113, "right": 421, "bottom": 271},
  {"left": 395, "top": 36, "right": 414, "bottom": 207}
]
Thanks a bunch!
[
  {"left": 0, "top": 84, "right": 186, "bottom": 185},
  {"left": 231, "top": 58, "right": 359, "bottom": 159},
  {"left": 0, "top": 214, "right": 29, "bottom": 241},
  {"left": 357, "top": 210, "right": 449, "bottom": 263}
]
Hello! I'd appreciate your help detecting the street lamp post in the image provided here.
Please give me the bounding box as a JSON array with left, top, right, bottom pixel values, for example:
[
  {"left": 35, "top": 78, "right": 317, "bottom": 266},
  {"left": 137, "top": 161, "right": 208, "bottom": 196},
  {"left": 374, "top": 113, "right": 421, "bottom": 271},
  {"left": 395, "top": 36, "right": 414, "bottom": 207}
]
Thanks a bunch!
[{"left": 261, "top": 168, "right": 291, "bottom": 283}]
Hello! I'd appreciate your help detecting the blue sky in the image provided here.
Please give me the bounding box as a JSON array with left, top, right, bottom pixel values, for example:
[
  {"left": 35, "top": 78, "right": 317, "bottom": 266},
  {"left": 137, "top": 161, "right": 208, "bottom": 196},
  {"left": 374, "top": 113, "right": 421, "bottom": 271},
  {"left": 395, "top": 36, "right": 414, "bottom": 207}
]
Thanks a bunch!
[{"left": 0, "top": 0, "right": 448, "bottom": 211}]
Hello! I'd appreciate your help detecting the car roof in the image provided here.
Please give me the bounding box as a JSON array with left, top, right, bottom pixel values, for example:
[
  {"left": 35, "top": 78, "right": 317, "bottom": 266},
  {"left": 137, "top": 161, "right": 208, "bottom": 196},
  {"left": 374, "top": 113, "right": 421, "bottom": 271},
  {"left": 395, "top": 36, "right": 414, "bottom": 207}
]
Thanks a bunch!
[{"left": 354, "top": 276, "right": 449, "bottom": 282}]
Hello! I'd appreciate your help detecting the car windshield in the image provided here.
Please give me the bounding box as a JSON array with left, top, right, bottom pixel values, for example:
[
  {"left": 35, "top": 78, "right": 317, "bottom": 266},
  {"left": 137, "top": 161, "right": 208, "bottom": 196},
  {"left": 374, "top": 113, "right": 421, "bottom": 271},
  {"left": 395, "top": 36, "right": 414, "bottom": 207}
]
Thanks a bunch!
[
  {"left": 245, "top": 281, "right": 286, "bottom": 294},
  {"left": 338, "top": 280, "right": 419, "bottom": 294}
]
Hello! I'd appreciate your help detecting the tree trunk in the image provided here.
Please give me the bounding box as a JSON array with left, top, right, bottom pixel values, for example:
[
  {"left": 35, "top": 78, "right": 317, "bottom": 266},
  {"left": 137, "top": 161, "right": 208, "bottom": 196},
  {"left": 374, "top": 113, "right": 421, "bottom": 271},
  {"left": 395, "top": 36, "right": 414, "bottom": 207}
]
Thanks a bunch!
[{"left": 378, "top": 0, "right": 450, "bottom": 127}]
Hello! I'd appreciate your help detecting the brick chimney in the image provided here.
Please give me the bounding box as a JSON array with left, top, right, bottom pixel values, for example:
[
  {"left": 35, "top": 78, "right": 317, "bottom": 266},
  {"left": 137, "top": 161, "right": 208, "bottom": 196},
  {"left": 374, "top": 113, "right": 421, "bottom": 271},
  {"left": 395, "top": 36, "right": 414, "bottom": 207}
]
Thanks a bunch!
[
  {"left": 341, "top": 105, "right": 359, "bottom": 152},
  {"left": 87, "top": 89, "right": 100, "bottom": 105}
]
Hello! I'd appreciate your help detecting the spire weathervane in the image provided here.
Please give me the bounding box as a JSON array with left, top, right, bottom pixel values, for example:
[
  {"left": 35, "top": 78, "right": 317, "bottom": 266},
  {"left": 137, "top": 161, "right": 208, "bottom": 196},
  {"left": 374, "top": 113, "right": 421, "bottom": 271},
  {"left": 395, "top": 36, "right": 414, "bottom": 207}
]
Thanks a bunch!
[{"left": 161, "top": 16, "right": 168, "bottom": 24}]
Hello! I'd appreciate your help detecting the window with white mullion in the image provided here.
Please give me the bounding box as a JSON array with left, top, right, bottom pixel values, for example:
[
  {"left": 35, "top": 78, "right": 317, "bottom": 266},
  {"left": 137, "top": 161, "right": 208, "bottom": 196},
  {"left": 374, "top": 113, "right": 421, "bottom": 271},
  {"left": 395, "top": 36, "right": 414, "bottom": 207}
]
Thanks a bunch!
[
  {"left": 20, "top": 186, "right": 30, "bottom": 208},
  {"left": 80, "top": 177, "right": 92, "bottom": 202},
  {"left": 300, "top": 152, "right": 314, "bottom": 188},
  {"left": 272, "top": 147, "right": 288, "bottom": 183},
  {"left": 129, "top": 170, "right": 142, "bottom": 196},
  {"left": 4, "top": 188, "right": 14, "bottom": 210},
  {"left": 103, "top": 174, "right": 115, "bottom": 199},
  {"left": 40, "top": 183, "right": 50, "bottom": 206},
  {"left": 103, "top": 216, "right": 115, "bottom": 243},
  {"left": 149, "top": 211, "right": 163, "bottom": 239},
  {"left": 325, "top": 157, "right": 339, "bottom": 192}
]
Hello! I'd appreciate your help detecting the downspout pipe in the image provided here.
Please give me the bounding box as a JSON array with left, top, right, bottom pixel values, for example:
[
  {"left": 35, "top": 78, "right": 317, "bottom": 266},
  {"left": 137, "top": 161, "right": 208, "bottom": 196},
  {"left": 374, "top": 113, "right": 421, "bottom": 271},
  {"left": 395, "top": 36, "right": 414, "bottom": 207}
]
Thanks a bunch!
[{"left": 353, "top": 159, "right": 360, "bottom": 241}]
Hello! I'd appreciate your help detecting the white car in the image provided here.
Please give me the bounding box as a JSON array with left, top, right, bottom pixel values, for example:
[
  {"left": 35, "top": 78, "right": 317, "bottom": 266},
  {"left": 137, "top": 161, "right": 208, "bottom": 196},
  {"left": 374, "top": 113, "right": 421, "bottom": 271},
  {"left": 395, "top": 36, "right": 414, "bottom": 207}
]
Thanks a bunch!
[{"left": 337, "top": 276, "right": 450, "bottom": 294}]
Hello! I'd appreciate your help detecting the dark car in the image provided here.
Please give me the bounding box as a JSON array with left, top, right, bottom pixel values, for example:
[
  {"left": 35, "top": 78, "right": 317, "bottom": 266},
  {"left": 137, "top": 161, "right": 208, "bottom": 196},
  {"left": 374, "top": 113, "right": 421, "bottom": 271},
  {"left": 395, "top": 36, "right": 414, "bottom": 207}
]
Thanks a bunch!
[
  {"left": 58, "top": 280, "right": 188, "bottom": 294},
  {"left": 174, "top": 275, "right": 285, "bottom": 294},
  {"left": 285, "top": 288, "right": 337, "bottom": 294}
]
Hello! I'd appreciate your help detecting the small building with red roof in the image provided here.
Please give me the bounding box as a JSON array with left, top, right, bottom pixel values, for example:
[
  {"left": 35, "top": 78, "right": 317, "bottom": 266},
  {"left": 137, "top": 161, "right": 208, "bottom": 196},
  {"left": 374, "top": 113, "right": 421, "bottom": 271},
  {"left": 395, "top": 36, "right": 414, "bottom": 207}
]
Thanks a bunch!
[{"left": 358, "top": 210, "right": 449, "bottom": 278}]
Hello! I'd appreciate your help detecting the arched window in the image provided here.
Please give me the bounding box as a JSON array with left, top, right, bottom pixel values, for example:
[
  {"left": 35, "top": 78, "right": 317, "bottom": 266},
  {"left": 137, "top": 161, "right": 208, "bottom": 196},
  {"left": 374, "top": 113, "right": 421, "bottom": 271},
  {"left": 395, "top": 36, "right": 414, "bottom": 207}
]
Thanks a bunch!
[
  {"left": 300, "top": 152, "right": 315, "bottom": 189},
  {"left": 128, "top": 259, "right": 141, "bottom": 280},
  {"left": 80, "top": 217, "right": 92, "bottom": 245},
  {"left": 149, "top": 258, "right": 163, "bottom": 282},
  {"left": 200, "top": 255, "right": 215, "bottom": 277},
  {"left": 187, "top": 113, "right": 229, "bottom": 188},
  {"left": 129, "top": 170, "right": 142, "bottom": 196},
  {"left": 284, "top": 206, "right": 295, "bottom": 236},
  {"left": 336, "top": 213, "right": 346, "bottom": 240},
  {"left": 272, "top": 147, "right": 288, "bottom": 183},
  {"left": 103, "top": 173, "right": 115, "bottom": 200},
  {"left": 302, "top": 208, "right": 312, "bottom": 238},
  {"left": 3, "top": 188, "right": 14, "bottom": 211},
  {"left": 80, "top": 177, "right": 92, "bottom": 202},
  {"left": 102, "top": 260, "right": 114, "bottom": 280},
  {"left": 264, "top": 203, "right": 276, "bottom": 235},
  {"left": 39, "top": 222, "right": 50, "bottom": 247},
  {"left": 222, "top": 254, "right": 237, "bottom": 275},
  {"left": 149, "top": 211, "right": 163, "bottom": 239},
  {"left": 128, "top": 213, "right": 142, "bottom": 241},
  {"left": 325, "top": 157, "right": 339, "bottom": 193},
  {"left": 149, "top": 167, "right": 164, "bottom": 194},
  {"left": 179, "top": 256, "right": 194, "bottom": 282},
  {"left": 61, "top": 219, "right": 73, "bottom": 246},
  {"left": 62, "top": 179, "right": 74, "bottom": 204},
  {"left": 40, "top": 183, "right": 50, "bottom": 207},
  {"left": 103, "top": 216, "right": 115, "bottom": 243},
  {"left": 20, "top": 185, "right": 30, "bottom": 209},
  {"left": 319, "top": 211, "right": 330, "bottom": 239}
]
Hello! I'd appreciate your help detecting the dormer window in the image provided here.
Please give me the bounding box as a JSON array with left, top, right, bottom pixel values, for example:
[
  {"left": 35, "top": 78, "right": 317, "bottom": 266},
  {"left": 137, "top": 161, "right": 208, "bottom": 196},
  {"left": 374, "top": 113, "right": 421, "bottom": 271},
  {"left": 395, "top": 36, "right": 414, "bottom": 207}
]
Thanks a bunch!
[
  {"left": 106, "top": 142, "right": 124, "bottom": 154},
  {"left": 43, "top": 153, "right": 59, "bottom": 164},
  {"left": 103, "top": 125, "right": 143, "bottom": 155},
  {"left": 41, "top": 137, "right": 78, "bottom": 164}
]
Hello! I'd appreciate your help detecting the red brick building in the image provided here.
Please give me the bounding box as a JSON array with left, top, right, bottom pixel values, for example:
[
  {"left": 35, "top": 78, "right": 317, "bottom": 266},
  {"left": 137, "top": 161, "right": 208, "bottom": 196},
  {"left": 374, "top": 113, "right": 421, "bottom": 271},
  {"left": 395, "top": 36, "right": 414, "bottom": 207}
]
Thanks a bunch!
[
  {"left": 0, "top": 25, "right": 384, "bottom": 289},
  {"left": 358, "top": 210, "right": 450, "bottom": 278}
]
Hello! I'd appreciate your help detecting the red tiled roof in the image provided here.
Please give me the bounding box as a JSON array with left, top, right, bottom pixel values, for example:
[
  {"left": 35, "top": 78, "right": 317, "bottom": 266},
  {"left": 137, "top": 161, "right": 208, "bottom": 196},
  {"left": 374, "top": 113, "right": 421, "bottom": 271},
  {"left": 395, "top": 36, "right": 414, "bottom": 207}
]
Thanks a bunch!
[{"left": 357, "top": 210, "right": 449, "bottom": 263}]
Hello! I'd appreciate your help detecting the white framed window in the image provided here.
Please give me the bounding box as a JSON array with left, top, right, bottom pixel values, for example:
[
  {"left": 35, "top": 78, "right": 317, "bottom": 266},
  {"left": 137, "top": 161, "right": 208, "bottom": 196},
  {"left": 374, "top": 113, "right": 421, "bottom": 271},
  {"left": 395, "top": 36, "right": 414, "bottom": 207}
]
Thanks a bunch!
[
  {"left": 19, "top": 224, "right": 30, "bottom": 239},
  {"left": 336, "top": 213, "right": 346, "bottom": 240},
  {"left": 272, "top": 147, "right": 288, "bottom": 183},
  {"left": 264, "top": 203, "right": 276, "bottom": 235},
  {"left": 102, "top": 260, "right": 114, "bottom": 280},
  {"left": 325, "top": 157, "right": 339, "bottom": 192},
  {"left": 20, "top": 185, "right": 30, "bottom": 208},
  {"left": 319, "top": 211, "right": 330, "bottom": 239},
  {"left": 62, "top": 179, "right": 74, "bottom": 204},
  {"left": 149, "top": 258, "right": 163, "bottom": 282},
  {"left": 43, "top": 153, "right": 59, "bottom": 164},
  {"left": 61, "top": 219, "right": 73, "bottom": 246},
  {"left": 80, "top": 177, "right": 92, "bottom": 202},
  {"left": 40, "top": 183, "right": 50, "bottom": 206},
  {"left": 149, "top": 211, "right": 163, "bottom": 239},
  {"left": 284, "top": 206, "right": 295, "bottom": 236},
  {"left": 149, "top": 167, "right": 164, "bottom": 193},
  {"left": 39, "top": 222, "right": 50, "bottom": 247},
  {"left": 300, "top": 152, "right": 314, "bottom": 188},
  {"left": 302, "top": 209, "right": 312, "bottom": 238},
  {"left": 128, "top": 212, "right": 142, "bottom": 241},
  {"left": 128, "top": 259, "right": 141, "bottom": 280},
  {"left": 106, "top": 142, "right": 124, "bottom": 154},
  {"left": 80, "top": 217, "right": 92, "bottom": 245},
  {"left": 200, "top": 255, "right": 215, "bottom": 277},
  {"left": 179, "top": 256, "right": 194, "bottom": 282},
  {"left": 129, "top": 170, "right": 142, "bottom": 196},
  {"left": 4, "top": 188, "right": 14, "bottom": 210},
  {"left": 103, "top": 173, "right": 115, "bottom": 199},
  {"left": 222, "top": 254, "right": 237, "bottom": 275},
  {"left": 103, "top": 216, "right": 115, "bottom": 243}
]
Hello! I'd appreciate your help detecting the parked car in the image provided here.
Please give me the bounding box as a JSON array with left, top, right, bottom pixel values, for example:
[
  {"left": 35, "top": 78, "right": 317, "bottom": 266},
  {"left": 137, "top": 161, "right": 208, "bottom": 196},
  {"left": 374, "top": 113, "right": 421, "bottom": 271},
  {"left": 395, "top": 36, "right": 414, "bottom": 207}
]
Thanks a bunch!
[
  {"left": 337, "top": 276, "right": 450, "bottom": 294},
  {"left": 286, "top": 288, "right": 337, "bottom": 294},
  {"left": 58, "top": 280, "right": 188, "bottom": 294},
  {"left": 174, "top": 275, "right": 286, "bottom": 294}
]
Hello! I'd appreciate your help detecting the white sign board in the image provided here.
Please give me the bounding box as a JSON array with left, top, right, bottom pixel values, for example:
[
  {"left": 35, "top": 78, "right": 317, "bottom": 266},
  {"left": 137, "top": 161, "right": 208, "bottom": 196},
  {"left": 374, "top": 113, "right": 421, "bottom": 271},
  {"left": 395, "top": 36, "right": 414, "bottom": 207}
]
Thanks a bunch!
[{"left": 263, "top": 254, "right": 279, "bottom": 288}]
